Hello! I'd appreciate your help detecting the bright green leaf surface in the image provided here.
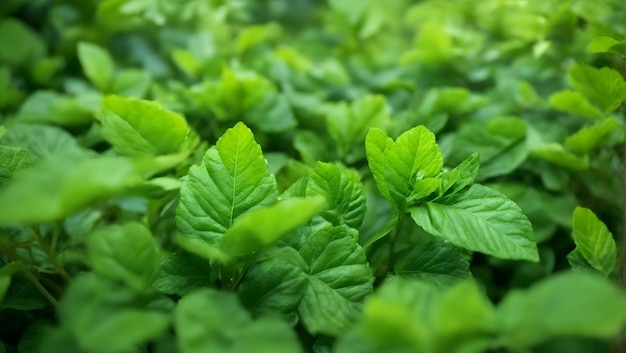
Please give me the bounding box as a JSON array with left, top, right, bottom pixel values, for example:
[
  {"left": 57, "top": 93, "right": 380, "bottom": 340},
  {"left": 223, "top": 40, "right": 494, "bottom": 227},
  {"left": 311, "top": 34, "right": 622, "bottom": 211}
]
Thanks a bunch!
[
  {"left": 497, "top": 271, "right": 626, "bottom": 349},
  {"left": 175, "top": 288, "right": 303, "bottom": 353},
  {"left": 532, "top": 143, "right": 589, "bottom": 170},
  {"left": 78, "top": 42, "right": 115, "bottom": 91},
  {"left": 438, "top": 152, "right": 479, "bottom": 197},
  {"left": 306, "top": 162, "right": 367, "bottom": 229},
  {"left": 410, "top": 184, "right": 539, "bottom": 261},
  {"left": 100, "top": 95, "right": 189, "bottom": 156},
  {"left": 1, "top": 123, "right": 84, "bottom": 162},
  {"left": 564, "top": 118, "right": 621, "bottom": 154},
  {"left": 221, "top": 197, "right": 325, "bottom": 256},
  {"left": 569, "top": 63, "right": 626, "bottom": 113},
  {"left": 0, "top": 145, "right": 30, "bottom": 187},
  {"left": 15, "top": 91, "right": 93, "bottom": 126},
  {"left": 571, "top": 207, "right": 617, "bottom": 276},
  {"left": 587, "top": 36, "right": 622, "bottom": 53},
  {"left": 548, "top": 90, "right": 605, "bottom": 121},
  {"left": 87, "top": 222, "right": 160, "bottom": 291}
]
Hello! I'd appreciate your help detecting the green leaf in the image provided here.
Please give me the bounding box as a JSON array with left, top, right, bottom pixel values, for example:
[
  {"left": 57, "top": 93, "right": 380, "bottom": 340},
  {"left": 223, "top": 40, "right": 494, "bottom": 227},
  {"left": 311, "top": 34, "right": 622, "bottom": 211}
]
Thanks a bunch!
[
  {"left": 410, "top": 184, "right": 538, "bottom": 261},
  {"left": 175, "top": 236, "right": 230, "bottom": 264},
  {"left": 221, "top": 197, "right": 325, "bottom": 256},
  {"left": 153, "top": 251, "right": 213, "bottom": 296},
  {"left": 15, "top": 91, "right": 93, "bottom": 126},
  {"left": 100, "top": 95, "right": 189, "bottom": 156},
  {"left": 532, "top": 143, "right": 589, "bottom": 170},
  {"left": 567, "top": 248, "right": 599, "bottom": 274},
  {"left": 0, "top": 154, "right": 145, "bottom": 224},
  {"left": 239, "top": 226, "right": 374, "bottom": 336},
  {"left": 548, "top": 90, "right": 605, "bottom": 121},
  {"left": 0, "top": 145, "right": 30, "bottom": 187},
  {"left": 569, "top": 63, "right": 626, "bottom": 113},
  {"left": 111, "top": 69, "right": 152, "bottom": 97},
  {"left": 394, "top": 239, "right": 471, "bottom": 287},
  {"left": 588, "top": 36, "right": 626, "bottom": 55},
  {"left": 176, "top": 122, "right": 278, "bottom": 246},
  {"left": 175, "top": 288, "right": 303, "bottom": 353},
  {"left": 87, "top": 222, "right": 160, "bottom": 291},
  {"left": 58, "top": 274, "right": 170, "bottom": 353},
  {"left": 0, "top": 274, "right": 10, "bottom": 303},
  {"left": 438, "top": 152, "right": 479, "bottom": 197},
  {"left": 77, "top": 42, "right": 115, "bottom": 91},
  {"left": 564, "top": 118, "right": 621, "bottom": 154},
  {"left": 571, "top": 207, "right": 617, "bottom": 276},
  {"left": 305, "top": 162, "right": 366, "bottom": 229},
  {"left": 0, "top": 19, "right": 45, "bottom": 67},
  {"left": 1, "top": 123, "right": 83, "bottom": 162},
  {"left": 497, "top": 271, "right": 626, "bottom": 349},
  {"left": 365, "top": 126, "right": 443, "bottom": 213},
  {"left": 325, "top": 95, "right": 391, "bottom": 163}
]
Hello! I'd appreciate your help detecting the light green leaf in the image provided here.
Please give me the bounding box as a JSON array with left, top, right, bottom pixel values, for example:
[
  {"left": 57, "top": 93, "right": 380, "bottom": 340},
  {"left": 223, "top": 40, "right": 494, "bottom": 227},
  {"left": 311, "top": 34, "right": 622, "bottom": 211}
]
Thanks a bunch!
[
  {"left": 588, "top": 36, "right": 626, "bottom": 55},
  {"left": 87, "top": 222, "right": 160, "bottom": 291},
  {"left": 153, "top": 251, "right": 213, "bottom": 296},
  {"left": 59, "top": 274, "right": 170, "bottom": 353},
  {"left": 0, "top": 19, "right": 45, "bottom": 67},
  {"left": 111, "top": 69, "right": 152, "bottom": 97},
  {"left": 567, "top": 248, "right": 599, "bottom": 274},
  {"left": 410, "top": 184, "right": 538, "bottom": 261},
  {"left": 532, "top": 143, "right": 589, "bottom": 170},
  {"left": 77, "top": 42, "right": 115, "bottom": 91},
  {"left": 0, "top": 145, "right": 30, "bottom": 187},
  {"left": 221, "top": 197, "right": 325, "bottom": 256},
  {"left": 394, "top": 239, "right": 471, "bottom": 287},
  {"left": 564, "top": 118, "right": 621, "bottom": 154},
  {"left": 177, "top": 122, "right": 278, "bottom": 246},
  {"left": 326, "top": 95, "right": 391, "bottom": 163},
  {"left": 0, "top": 154, "right": 144, "bottom": 224},
  {"left": 571, "top": 207, "right": 617, "bottom": 276},
  {"left": 438, "top": 152, "right": 479, "bottom": 197},
  {"left": 15, "top": 91, "right": 93, "bottom": 126},
  {"left": 365, "top": 126, "right": 443, "bottom": 213},
  {"left": 175, "top": 288, "right": 303, "bottom": 353},
  {"left": 305, "top": 162, "right": 366, "bottom": 229},
  {"left": 1, "top": 123, "right": 84, "bottom": 162},
  {"left": 100, "top": 95, "right": 189, "bottom": 156},
  {"left": 175, "top": 236, "right": 230, "bottom": 263},
  {"left": 548, "top": 90, "right": 605, "bottom": 121},
  {"left": 497, "top": 271, "right": 626, "bottom": 349},
  {"left": 569, "top": 63, "right": 626, "bottom": 113}
]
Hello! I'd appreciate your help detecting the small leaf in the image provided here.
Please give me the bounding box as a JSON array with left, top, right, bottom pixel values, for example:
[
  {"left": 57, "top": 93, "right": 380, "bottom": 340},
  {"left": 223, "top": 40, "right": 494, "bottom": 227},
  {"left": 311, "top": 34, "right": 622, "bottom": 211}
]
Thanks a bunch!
[
  {"left": 77, "top": 42, "right": 116, "bottom": 91},
  {"left": 100, "top": 95, "right": 189, "bottom": 156},
  {"left": 532, "top": 143, "right": 589, "bottom": 170},
  {"left": 0, "top": 19, "right": 45, "bottom": 67},
  {"left": 564, "top": 118, "right": 621, "bottom": 154},
  {"left": 306, "top": 162, "right": 367, "bottom": 229},
  {"left": 548, "top": 90, "right": 605, "bottom": 121},
  {"left": 175, "top": 288, "right": 303, "bottom": 353},
  {"left": 569, "top": 63, "right": 626, "bottom": 113},
  {"left": 153, "top": 251, "right": 213, "bottom": 296},
  {"left": 588, "top": 36, "right": 626, "bottom": 54},
  {"left": 410, "top": 184, "right": 538, "bottom": 261},
  {"left": 176, "top": 122, "right": 278, "bottom": 247},
  {"left": 87, "top": 222, "right": 160, "bottom": 291},
  {"left": 438, "top": 152, "right": 479, "bottom": 197},
  {"left": 571, "top": 207, "right": 617, "bottom": 276},
  {"left": 497, "top": 271, "right": 626, "bottom": 349},
  {"left": 1, "top": 123, "right": 83, "bottom": 162},
  {"left": 0, "top": 145, "right": 31, "bottom": 187},
  {"left": 394, "top": 239, "right": 471, "bottom": 287},
  {"left": 221, "top": 197, "right": 325, "bottom": 256}
]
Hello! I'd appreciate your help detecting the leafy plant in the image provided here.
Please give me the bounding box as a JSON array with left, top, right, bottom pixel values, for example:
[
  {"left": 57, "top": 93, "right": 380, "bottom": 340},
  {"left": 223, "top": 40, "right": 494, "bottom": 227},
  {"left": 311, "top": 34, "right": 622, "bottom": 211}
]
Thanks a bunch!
[{"left": 1, "top": 0, "right": 626, "bottom": 353}]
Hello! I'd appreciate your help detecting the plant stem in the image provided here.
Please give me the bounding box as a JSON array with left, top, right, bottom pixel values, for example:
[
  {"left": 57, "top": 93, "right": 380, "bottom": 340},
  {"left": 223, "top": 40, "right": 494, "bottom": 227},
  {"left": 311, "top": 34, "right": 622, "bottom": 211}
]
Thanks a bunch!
[
  {"left": 30, "top": 226, "right": 72, "bottom": 282},
  {"left": 387, "top": 215, "right": 404, "bottom": 272}
]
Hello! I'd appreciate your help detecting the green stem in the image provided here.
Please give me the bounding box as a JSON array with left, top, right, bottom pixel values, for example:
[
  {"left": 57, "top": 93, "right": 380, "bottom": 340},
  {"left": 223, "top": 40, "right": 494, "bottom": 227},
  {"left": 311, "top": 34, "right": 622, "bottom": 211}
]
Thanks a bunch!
[
  {"left": 387, "top": 215, "right": 405, "bottom": 272},
  {"left": 30, "top": 226, "right": 71, "bottom": 282}
]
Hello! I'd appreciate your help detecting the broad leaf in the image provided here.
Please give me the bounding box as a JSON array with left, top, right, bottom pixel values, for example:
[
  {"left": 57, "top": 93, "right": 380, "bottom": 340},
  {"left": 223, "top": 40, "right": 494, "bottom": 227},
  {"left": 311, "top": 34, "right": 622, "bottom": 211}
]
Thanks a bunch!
[
  {"left": 497, "top": 271, "right": 626, "bottom": 349},
  {"left": 100, "top": 95, "right": 189, "bottom": 156},
  {"left": 15, "top": 91, "right": 93, "bottom": 126},
  {"left": 306, "top": 162, "right": 367, "bottom": 229},
  {"left": 0, "top": 145, "right": 30, "bottom": 187},
  {"left": 87, "top": 222, "right": 160, "bottom": 291},
  {"left": 588, "top": 36, "right": 624, "bottom": 54},
  {"left": 78, "top": 42, "right": 115, "bottom": 91},
  {"left": 410, "top": 184, "right": 538, "bottom": 261},
  {"left": 569, "top": 63, "right": 626, "bottom": 113},
  {"left": 153, "top": 251, "right": 213, "bottom": 296},
  {"left": 221, "top": 197, "right": 325, "bottom": 256},
  {"left": 1, "top": 123, "right": 84, "bottom": 162},
  {"left": 175, "top": 288, "right": 302, "bottom": 353},
  {"left": 176, "top": 122, "right": 278, "bottom": 246},
  {"left": 548, "top": 90, "right": 604, "bottom": 121},
  {"left": 394, "top": 239, "right": 471, "bottom": 287},
  {"left": 571, "top": 207, "right": 617, "bottom": 276},
  {"left": 365, "top": 126, "right": 443, "bottom": 213},
  {"left": 564, "top": 118, "right": 621, "bottom": 154}
]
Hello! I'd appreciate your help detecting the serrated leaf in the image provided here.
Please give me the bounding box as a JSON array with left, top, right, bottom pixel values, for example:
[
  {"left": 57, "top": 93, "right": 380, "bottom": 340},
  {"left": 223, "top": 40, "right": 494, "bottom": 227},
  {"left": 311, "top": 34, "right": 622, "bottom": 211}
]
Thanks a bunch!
[
  {"left": 497, "top": 271, "right": 626, "bottom": 349},
  {"left": 306, "top": 162, "right": 366, "bottom": 229},
  {"left": 548, "top": 90, "right": 605, "bottom": 121},
  {"left": 326, "top": 95, "right": 391, "bottom": 163},
  {"left": 394, "top": 239, "right": 471, "bottom": 287},
  {"left": 87, "top": 222, "right": 160, "bottom": 291},
  {"left": 100, "top": 95, "right": 189, "bottom": 156},
  {"left": 410, "top": 184, "right": 538, "bottom": 261},
  {"left": 176, "top": 122, "right": 278, "bottom": 247},
  {"left": 0, "top": 145, "right": 30, "bottom": 187},
  {"left": 221, "top": 197, "right": 325, "bottom": 256},
  {"left": 564, "top": 118, "right": 621, "bottom": 154},
  {"left": 569, "top": 63, "right": 626, "bottom": 113},
  {"left": 571, "top": 207, "right": 617, "bottom": 276},
  {"left": 1, "top": 123, "right": 84, "bottom": 162},
  {"left": 175, "top": 288, "right": 303, "bottom": 353},
  {"left": 0, "top": 154, "right": 144, "bottom": 224},
  {"left": 588, "top": 36, "right": 626, "bottom": 55},
  {"left": 438, "top": 152, "right": 479, "bottom": 197},
  {"left": 153, "top": 251, "right": 213, "bottom": 296},
  {"left": 77, "top": 42, "right": 115, "bottom": 91},
  {"left": 365, "top": 126, "right": 443, "bottom": 213},
  {"left": 532, "top": 143, "right": 589, "bottom": 170}
]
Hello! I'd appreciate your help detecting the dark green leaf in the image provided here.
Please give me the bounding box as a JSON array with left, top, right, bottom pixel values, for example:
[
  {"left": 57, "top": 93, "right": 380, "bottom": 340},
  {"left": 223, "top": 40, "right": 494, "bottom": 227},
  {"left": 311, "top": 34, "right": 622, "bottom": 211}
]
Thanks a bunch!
[
  {"left": 569, "top": 63, "right": 626, "bottom": 113},
  {"left": 153, "top": 251, "right": 213, "bottom": 296}
]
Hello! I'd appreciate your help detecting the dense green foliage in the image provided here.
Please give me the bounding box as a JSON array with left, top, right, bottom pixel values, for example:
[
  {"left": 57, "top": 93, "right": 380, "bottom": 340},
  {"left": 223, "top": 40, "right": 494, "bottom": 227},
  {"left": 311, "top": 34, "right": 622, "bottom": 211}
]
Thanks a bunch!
[{"left": 1, "top": 0, "right": 626, "bottom": 352}]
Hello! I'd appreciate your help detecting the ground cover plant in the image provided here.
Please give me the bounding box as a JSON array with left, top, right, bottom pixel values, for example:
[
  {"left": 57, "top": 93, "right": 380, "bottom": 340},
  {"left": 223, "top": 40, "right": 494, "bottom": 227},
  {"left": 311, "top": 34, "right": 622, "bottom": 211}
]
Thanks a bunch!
[{"left": 1, "top": 0, "right": 626, "bottom": 352}]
